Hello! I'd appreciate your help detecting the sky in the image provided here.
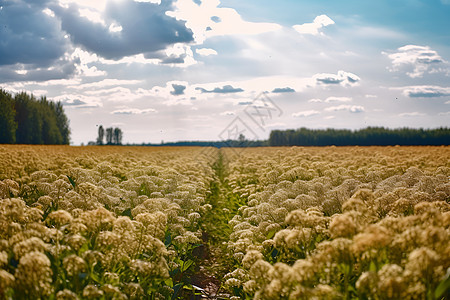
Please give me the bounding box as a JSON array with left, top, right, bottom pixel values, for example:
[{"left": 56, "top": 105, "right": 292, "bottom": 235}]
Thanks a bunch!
[{"left": 1, "top": 0, "right": 450, "bottom": 145}]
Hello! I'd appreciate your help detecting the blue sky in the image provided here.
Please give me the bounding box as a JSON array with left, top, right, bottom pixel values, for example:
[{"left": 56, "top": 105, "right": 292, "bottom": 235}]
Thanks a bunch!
[{"left": 1, "top": 0, "right": 449, "bottom": 145}]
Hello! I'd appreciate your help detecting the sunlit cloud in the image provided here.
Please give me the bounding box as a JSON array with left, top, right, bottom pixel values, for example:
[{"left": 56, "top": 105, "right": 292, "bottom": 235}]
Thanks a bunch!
[
  {"left": 293, "top": 14, "right": 335, "bottom": 35},
  {"left": 111, "top": 107, "right": 157, "bottom": 115},
  {"left": 196, "top": 48, "right": 218, "bottom": 56},
  {"left": 398, "top": 85, "right": 450, "bottom": 98},
  {"left": 384, "top": 45, "right": 447, "bottom": 78},
  {"left": 324, "top": 105, "right": 365, "bottom": 113},
  {"left": 292, "top": 110, "right": 320, "bottom": 117}
]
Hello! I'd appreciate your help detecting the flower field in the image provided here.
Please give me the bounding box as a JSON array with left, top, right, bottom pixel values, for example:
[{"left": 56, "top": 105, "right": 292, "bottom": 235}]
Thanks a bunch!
[{"left": 0, "top": 145, "right": 449, "bottom": 299}]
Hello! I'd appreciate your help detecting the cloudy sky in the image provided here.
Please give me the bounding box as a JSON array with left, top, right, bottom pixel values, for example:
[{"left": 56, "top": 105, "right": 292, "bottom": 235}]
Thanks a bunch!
[{"left": 1, "top": 0, "right": 450, "bottom": 145}]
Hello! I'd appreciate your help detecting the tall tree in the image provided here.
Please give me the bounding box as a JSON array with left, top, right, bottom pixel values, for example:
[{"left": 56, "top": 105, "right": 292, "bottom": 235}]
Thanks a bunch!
[
  {"left": 54, "top": 102, "right": 71, "bottom": 144},
  {"left": 105, "top": 127, "right": 113, "bottom": 145},
  {"left": 0, "top": 89, "right": 18, "bottom": 143},
  {"left": 97, "top": 125, "right": 104, "bottom": 145},
  {"left": 113, "top": 127, "right": 123, "bottom": 145}
]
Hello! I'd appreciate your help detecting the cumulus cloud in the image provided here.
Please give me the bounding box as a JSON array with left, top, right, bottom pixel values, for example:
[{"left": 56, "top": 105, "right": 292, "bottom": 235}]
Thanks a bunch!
[
  {"left": 293, "top": 15, "right": 335, "bottom": 35},
  {"left": 111, "top": 107, "right": 157, "bottom": 115},
  {"left": 384, "top": 45, "right": 447, "bottom": 78},
  {"left": 400, "top": 85, "right": 450, "bottom": 98},
  {"left": 314, "top": 70, "right": 360, "bottom": 86},
  {"left": 272, "top": 87, "right": 295, "bottom": 93},
  {"left": 0, "top": 1, "right": 69, "bottom": 67},
  {"left": 324, "top": 105, "right": 365, "bottom": 113},
  {"left": 0, "top": 59, "right": 77, "bottom": 82},
  {"left": 167, "top": 0, "right": 281, "bottom": 44},
  {"left": 50, "top": 0, "right": 193, "bottom": 60},
  {"left": 292, "top": 110, "right": 320, "bottom": 117},
  {"left": 196, "top": 84, "right": 244, "bottom": 93},
  {"left": 195, "top": 48, "right": 218, "bottom": 56}
]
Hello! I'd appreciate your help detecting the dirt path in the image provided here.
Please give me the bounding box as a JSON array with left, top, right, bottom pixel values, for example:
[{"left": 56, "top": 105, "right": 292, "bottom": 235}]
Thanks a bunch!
[{"left": 189, "top": 150, "right": 242, "bottom": 299}]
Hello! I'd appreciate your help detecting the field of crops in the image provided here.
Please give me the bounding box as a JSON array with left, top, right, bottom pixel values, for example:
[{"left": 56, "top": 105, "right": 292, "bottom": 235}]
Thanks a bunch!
[{"left": 0, "top": 145, "right": 449, "bottom": 299}]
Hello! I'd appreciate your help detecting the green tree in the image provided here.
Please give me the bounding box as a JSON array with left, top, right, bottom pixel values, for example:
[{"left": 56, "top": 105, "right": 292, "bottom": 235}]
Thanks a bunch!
[
  {"left": 106, "top": 127, "right": 113, "bottom": 145},
  {"left": 54, "top": 102, "right": 71, "bottom": 144},
  {"left": 12, "top": 91, "right": 70, "bottom": 145},
  {"left": 0, "top": 89, "right": 18, "bottom": 143},
  {"left": 97, "top": 125, "right": 104, "bottom": 145},
  {"left": 113, "top": 127, "right": 123, "bottom": 145}
]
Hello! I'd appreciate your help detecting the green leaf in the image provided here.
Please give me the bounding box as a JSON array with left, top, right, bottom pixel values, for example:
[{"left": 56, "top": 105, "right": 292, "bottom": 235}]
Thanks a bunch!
[
  {"left": 369, "top": 261, "right": 377, "bottom": 272},
  {"left": 121, "top": 208, "right": 132, "bottom": 218},
  {"left": 266, "top": 229, "right": 277, "bottom": 239},
  {"left": 180, "top": 259, "right": 194, "bottom": 273},
  {"left": 435, "top": 273, "right": 450, "bottom": 299},
  {"left": 171, "top": 283, "right": 183, "bottom": 300},
  {"left": 67, "top": 175, "right": 76, "bottom": 189},
  {"left": 165, "top": 278, "right": 174, "bottom": 288},
  {"left": 165, "top": 232, "right": 172, "bottom": 247},
  {"left": 90, "top": 271, "right": 102, "bottom": 284}
]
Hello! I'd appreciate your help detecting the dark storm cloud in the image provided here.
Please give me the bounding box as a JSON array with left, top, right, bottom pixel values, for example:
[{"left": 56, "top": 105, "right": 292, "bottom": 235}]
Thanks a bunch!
[
  {"left": 0, "top": 60, "right": 76, "bottom": 83},
  {"left": 0, "top": 0, "right": 68, "bottom": 67},
  {"left": 161, "top": 54, "right": 187, "bottom": 64},
  {"left": 171, "top": 84, "right": 186, "bottom": 95},
  {"left": 196, "top": 85, "right": 244, "bottom": 93},
  {"left": 51, "top": 0, "right": 194, "bottom": 60},
  {"left": 272, "top": 87, "right": 295, "bottom": 93}
]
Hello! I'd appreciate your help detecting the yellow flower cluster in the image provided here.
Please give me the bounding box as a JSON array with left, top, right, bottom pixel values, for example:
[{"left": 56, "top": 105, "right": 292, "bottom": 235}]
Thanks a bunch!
[
  {"left": 0, "top": 145, "right": 216, "bottom": 299},
  {"left": 223, "top": 146, "right": 449, "bottom": 299}
]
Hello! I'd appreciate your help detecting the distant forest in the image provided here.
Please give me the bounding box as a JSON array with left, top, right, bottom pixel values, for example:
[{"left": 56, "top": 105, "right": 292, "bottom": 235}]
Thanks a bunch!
[
  {"left": 0, "top": 89, "right": 70, "bottom": 144},
  {"left": 269, "top": 127, "right": 450, "bottom": 146}
]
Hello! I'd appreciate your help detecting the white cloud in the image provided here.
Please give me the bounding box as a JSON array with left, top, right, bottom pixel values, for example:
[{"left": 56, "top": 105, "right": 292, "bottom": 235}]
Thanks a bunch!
[
  {"left": 314, "top": 70, "right": 360, "bottom": 87},
  {"left": 324, "top": 105, "right": 365, "bottom": 113},
  {"left": 109, "top": 23, "right": 123, "bottom": 33},
  {"left": 78, "top": 8, "right": 106, "bottom": 25},
  {"left": 384, "top": 45, "right": 447, "bottom": 78},
  {"left": 111, "top": 107, "right": 157, "bottom": 115},
  {"left": 398, "top": 112, "right": 426, "bottom": 117},
  {"left": 397, "top": 85, "right": 450, "bottom": 98},
  {"left": 325, "top": 96, "right": 352, "bottom": 103},
  {"left": 293, "top": 15, "right": 335, "bottom": 35},
  {"left": 58, "top": 0, "right": 107, "bottom": 12},
  {"left": 196, "top": 48, "right": 218, "bottom": 56},
  {"left": 53, "top": 94, "right": 102, "bottom": 108},
  {"left": 292, "top": 110, "right": 320, "bottom": 117},
  {"left": 42, "top": 8, "right": 55, "bottom": 18},
  {"left": 308, "top": 98, "right": 322, "bottom": 103},
  {"left": 365, "top": 94, "right": 377, "bottom": 98},
  {"left": 168, "top": 0, "right": 281, "bottom": 44},
  {"left": 438, "top": 111, "right": 450, "bottom": 116},
  {"left": 69, "top": 79, "right": 142, "bottom": 90}
]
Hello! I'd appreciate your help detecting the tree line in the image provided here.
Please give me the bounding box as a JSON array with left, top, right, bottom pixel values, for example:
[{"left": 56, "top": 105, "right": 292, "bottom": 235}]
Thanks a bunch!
[
  {"left": 96, "top": 125, "right": 123, "bottom": 145},
  {"left": 269, "top": 127, "right": 450, "bottom": 146},
  {"left": 0, "top": 89, "right": 70, "bottom": 144}
]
